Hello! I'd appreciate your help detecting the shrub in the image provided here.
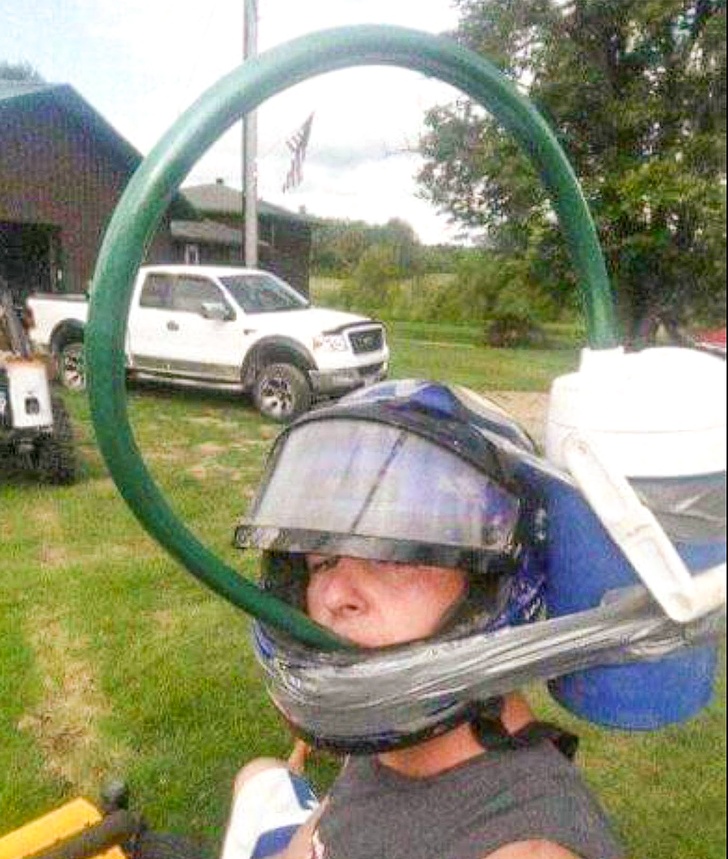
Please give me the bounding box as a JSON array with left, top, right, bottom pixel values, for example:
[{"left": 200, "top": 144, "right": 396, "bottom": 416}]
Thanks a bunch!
[{"left": 486, "top": 312, "right": 547, "bottom": 348}]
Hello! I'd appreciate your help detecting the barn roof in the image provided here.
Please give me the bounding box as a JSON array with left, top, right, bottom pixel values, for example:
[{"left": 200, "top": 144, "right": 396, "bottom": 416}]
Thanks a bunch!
[
  {"left": 0, "top": 81, "right": 51, "bottom": 101},
  {"left": 0, "top": 80, "right": 197, "bottom": 220},
  {"left": 182, "top": 183, "right": 315, "bottom": 226},
  {"left": 171, "top": 219, "right": 243, "bottom": 246},
  {"left": 0, "top": 81, "right": 139, "bottom": 168}
]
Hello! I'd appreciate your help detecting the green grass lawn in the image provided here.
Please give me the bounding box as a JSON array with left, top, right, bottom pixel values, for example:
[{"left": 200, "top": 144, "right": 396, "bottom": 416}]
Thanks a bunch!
[
  {"left": 0, "top": 329, "right": 725, "bottom": 857},
  {"left": 390, "top": 333, "right": 580, "bottom": 390}
]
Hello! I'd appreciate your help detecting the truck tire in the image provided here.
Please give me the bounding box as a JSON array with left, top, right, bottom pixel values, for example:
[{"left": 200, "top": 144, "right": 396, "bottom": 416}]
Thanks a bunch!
[
  {"left": 253, "top": 362, "right": 312, "bottom": 423},
  {"left": 35, "top": 396, "right": 78, "bottom": 484},
  {"left": 58, "top": 340, "right": 86, "bottom": 390}
]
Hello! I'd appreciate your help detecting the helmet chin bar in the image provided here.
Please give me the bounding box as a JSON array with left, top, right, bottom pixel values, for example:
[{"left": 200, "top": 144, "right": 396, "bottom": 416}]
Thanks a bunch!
[{"left": 254, "top": 587, "right": 724, "bottom": 754}]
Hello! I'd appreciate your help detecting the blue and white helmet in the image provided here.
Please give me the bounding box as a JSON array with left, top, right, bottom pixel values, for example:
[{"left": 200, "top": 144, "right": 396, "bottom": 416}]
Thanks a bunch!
[{"left": 235, "top": 381, "right": 547, "bottom": 752}]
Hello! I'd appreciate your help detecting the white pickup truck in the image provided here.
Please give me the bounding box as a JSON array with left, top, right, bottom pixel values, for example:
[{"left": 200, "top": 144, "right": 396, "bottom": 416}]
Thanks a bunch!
[{"left": 26, "top": 265, "right": 389, "bottom": 422}]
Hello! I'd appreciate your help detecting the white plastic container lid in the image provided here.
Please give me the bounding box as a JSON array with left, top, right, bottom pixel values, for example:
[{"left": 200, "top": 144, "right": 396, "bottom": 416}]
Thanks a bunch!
[{"left": 546, "top": 347, "right": 727, "bottom": 477}]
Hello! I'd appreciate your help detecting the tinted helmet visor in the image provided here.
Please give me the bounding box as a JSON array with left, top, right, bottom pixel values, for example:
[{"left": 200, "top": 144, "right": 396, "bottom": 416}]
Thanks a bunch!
[{"left": 236, "top": 418, "right": 521, "bottom": 572}]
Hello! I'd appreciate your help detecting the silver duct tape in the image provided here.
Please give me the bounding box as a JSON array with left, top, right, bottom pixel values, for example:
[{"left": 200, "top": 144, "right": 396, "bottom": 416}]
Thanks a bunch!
[{"left": 260, "top": 587, "right": 725, "bottom": 740}]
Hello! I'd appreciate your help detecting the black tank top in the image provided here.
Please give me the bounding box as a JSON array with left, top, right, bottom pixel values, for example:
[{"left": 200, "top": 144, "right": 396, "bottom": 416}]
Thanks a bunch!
[{"left": 315, "top": 741, "right": 625, "bottom": 859}]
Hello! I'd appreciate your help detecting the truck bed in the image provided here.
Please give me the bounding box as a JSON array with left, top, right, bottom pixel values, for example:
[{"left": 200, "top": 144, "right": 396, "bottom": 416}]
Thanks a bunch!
[{"left": 30, "top": 292, "right": 88, "bottom": 303}]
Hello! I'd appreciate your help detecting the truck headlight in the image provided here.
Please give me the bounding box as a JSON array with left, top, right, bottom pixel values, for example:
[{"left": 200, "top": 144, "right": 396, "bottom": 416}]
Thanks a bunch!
[{"left": 313, "top": 333, "right": 349, "bottom": 353}]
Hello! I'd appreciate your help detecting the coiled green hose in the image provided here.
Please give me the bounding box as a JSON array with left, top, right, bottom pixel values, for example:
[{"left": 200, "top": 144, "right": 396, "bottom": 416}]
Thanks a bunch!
[{"left": 87, "top": 26, "right": 618, "bottom": 649}]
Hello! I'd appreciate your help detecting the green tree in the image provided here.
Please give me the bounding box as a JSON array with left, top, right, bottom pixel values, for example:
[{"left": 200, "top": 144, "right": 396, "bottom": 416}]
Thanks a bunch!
[
  {"left": 337, "top": 243, "right": 401, "bottom": 316},
  {"left": 0, "top": 61, "right": 44, "bottom": 82},
  {"left": 418, "top": 0, "right": 726, "bottom": 341},
  {"left": 374, "top": 218, "right": 423, "bottom": 275},
  {"left": 311, "top": 219, "right": 371, "bottom": 275},
  {"left": 311, "top": 217, "right": 423, "bottom": 278}
]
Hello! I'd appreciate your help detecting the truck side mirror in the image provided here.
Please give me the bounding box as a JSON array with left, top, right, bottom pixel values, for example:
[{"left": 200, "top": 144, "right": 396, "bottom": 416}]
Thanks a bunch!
[{"left": 200, "top": 301, "right": 234, "bottom": 321}]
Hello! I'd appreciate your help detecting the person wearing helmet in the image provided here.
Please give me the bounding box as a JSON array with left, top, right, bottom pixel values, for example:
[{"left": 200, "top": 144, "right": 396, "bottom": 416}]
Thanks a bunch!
[{"left": 222, "top": 381, "right": 625, "bottom": 859}]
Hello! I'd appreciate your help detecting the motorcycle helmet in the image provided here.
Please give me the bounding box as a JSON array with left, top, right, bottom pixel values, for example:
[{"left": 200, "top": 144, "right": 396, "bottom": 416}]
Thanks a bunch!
[{"left": 235, "top": 380, "right": 548, "bottom": 753}]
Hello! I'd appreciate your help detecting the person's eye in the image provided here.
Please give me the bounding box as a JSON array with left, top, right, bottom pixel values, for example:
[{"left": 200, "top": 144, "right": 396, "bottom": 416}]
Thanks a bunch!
[{"left": 308, "top": 556, "right": 340, "bottom": 575}]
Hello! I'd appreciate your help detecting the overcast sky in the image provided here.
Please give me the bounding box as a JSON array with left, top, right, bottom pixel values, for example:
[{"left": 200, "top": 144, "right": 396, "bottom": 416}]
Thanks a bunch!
[{"left": 2, "top": 1, "right": 467, "bottom": 244}]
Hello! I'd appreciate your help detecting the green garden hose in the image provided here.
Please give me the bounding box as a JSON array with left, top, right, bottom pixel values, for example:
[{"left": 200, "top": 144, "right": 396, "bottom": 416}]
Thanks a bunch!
[{"left": 87, "top": 25, "right": 619, "bottom": 650}]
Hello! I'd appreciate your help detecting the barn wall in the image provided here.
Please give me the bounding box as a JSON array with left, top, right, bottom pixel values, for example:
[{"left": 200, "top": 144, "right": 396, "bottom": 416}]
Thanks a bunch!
[{"left": 0, "top": 98, "right": 173, "bottom": 299}]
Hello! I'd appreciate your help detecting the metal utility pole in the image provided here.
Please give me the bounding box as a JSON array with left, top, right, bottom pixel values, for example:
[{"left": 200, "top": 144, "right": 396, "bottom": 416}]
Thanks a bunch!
[{"left": 243, "top": 0, "right": 259, "bottom": 268}]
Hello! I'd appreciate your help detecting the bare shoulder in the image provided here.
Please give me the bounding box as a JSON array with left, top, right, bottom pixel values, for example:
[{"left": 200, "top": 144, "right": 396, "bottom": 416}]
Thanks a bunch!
[{"left": 486, "top": 841, "right": 586, "bottom": 859}]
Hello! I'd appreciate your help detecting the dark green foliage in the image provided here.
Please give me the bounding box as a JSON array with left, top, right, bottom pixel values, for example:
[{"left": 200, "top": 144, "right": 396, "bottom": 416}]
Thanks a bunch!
[
  {"left": 328, "top": 247, "right": 563, "bottom": 337},
  {"left": 343, "top": 244, "right": 401, "bottom": 315},
  {"left": 0, "top": 61, "right": 44, "bottom": 81},
  {"left": 311, "top": 217, "right": 479, "bottom": 282},
  {"left": 486, "top": 313, "right": 547, "bottom": 348},
  {"left": 418, "top": 0, "right": 727, "bottom": 342},
  {"left": 310, "top": 216, "right": 561, "bottom": 335},
  {"left": 311, "top": 217, "right": 422, "bottom": 277}
]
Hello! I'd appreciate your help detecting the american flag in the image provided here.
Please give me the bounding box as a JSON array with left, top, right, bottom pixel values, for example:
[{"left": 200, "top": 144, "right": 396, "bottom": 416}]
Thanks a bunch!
[{"left": 282, "top": 113, "right": 314, "bottom": 193}]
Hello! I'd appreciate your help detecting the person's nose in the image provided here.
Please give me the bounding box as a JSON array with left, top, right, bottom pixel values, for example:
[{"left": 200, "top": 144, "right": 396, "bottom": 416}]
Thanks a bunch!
[{"left": 310, "top": 557, "right": 368, "bottom": 620}]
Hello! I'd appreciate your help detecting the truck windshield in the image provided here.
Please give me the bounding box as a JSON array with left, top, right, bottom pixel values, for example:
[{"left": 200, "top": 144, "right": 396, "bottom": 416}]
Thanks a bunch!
[{"left": 220, "top": 273, "right": 309, "bottom": 314}]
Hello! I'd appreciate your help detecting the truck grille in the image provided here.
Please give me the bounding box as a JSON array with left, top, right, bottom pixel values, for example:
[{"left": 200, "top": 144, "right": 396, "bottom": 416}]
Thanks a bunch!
[
  {"left": 357, "top": 362, "right": 386, "bottom": 378},
  {"left": 348, "top": 327, "right": 384, "bottom": 355}
]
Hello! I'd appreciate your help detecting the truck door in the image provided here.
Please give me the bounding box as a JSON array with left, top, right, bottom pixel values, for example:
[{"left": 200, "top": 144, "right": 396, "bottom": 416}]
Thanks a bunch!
[
  {"left": 128, "top": 272, "right": 240, "bottom": 381},
  {"left": 127, "top": 272, "right": 174, "bottom": 373}
]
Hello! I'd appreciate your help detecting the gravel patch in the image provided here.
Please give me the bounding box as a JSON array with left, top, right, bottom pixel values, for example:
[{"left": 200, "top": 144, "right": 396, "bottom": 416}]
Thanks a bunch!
[{"left": 487, "top": 391, "right": 551, "bottom": 446}]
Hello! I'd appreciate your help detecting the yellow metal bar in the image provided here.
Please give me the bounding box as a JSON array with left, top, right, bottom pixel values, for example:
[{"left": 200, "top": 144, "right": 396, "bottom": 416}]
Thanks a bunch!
[{"left": 0, "top": 798, "right": 126, "bottom": 859}]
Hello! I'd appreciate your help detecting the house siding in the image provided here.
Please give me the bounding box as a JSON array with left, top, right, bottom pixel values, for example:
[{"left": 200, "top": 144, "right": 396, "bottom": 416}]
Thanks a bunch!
[
  {"left": 260, "top": 218, "right": 311, "bottom": 296},
  {"left": 188, "top": 209, "right": 312, "bottom": 297}
]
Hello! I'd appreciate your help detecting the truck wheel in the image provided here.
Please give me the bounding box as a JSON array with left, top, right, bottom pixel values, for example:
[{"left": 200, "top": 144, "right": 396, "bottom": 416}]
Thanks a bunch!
[
  {"left": 58, "top": 340, "right": 86, "bottom": 390},
  {"left": 253, "top": 362, "right": 312, "bottom": 423},
  {"left": 35, "top": 396, "right": 78, "bottom": 484}
]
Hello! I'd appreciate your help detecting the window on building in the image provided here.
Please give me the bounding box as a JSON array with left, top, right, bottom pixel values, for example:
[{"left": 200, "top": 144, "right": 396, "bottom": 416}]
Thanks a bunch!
[{"left": 184, "top": 244, "right": 201, "bottom": 265}]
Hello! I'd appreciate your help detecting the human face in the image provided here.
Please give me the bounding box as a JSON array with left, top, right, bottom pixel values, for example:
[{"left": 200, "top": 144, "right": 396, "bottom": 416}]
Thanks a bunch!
[{"left": 305, "top": 555, "right": 467, "bottom": 648}]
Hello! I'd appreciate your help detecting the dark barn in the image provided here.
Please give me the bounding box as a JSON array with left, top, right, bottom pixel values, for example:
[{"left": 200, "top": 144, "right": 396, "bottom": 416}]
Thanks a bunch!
[
  {"left": 1, "top": 82, "right": 313, "bottom": 305},
  {"left": 0, "top": 81, "right": 191, "bottom": 304}
]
